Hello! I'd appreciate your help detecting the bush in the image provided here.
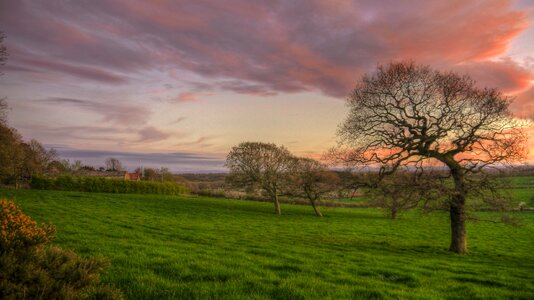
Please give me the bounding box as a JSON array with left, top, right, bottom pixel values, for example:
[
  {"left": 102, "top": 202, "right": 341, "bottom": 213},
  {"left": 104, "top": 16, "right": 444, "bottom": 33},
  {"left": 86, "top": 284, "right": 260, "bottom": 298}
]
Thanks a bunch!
[
  {"left": 30, "top": 175, "right": 189, "bottom": 195},
  {"left": 0, "top": 199, "right": 122, "bottom": 299},
  {"left": 0, "top": 199, "right": 55, "bottom": 253}
]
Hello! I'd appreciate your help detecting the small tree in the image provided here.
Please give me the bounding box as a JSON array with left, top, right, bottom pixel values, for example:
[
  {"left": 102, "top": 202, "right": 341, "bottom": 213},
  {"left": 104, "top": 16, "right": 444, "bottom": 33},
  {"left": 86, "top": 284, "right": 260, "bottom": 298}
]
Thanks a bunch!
[
  {"left": 366, "top": 171, "right": 441, "bottom": 219},
  {"left": 333, "top": 62, "right": 529, "bottom": 254},
  {"left": 105, "top": 157, "right": 123, "bottom": 172},
  {"left": 226, "top": 142, "right": 293, "bottom": 215},
  {"left": 288, "top": 157, "right": 339, "bottom": 217}
]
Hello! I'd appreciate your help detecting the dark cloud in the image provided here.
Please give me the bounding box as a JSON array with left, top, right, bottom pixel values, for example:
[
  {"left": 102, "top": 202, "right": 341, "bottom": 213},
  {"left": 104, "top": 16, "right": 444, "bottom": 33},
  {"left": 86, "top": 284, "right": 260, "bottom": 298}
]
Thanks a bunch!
[
  {"left": 1, "top": 0, "right": 530, "bottom": 97},
  {"left": 52, "top": 146, "right": 226, "bottom": 173}
]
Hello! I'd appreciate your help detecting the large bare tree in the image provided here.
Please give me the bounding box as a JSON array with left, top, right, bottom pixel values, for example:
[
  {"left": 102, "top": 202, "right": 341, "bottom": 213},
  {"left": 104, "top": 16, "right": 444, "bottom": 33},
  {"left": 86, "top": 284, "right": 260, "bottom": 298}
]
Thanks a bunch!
[
  {"left": 333, "top": 62, "right": 528, "bottom": 254},
  {"left": 226, "top": 142, "right": 293, "bottom": 215}
]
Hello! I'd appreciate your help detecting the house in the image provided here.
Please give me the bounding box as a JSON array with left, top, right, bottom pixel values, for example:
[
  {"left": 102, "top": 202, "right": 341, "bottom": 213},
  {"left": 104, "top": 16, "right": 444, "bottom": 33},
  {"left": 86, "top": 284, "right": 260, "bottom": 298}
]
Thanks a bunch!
[{"left": 124, "top": 172, "right": 141, "bottom": 181}]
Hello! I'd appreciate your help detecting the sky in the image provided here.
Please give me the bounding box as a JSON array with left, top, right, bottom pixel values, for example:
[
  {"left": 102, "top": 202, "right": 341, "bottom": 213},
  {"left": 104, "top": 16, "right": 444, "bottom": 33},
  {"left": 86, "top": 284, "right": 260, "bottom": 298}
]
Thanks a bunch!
[{"left": 0, "top": 0, "right": 533, "bottom": 172}]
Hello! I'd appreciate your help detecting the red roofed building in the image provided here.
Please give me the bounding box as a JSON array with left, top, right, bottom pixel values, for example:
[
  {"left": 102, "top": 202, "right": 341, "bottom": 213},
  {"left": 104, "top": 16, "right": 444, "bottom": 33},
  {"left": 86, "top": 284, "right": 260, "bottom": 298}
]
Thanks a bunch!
[{"left": 124, "top": 172, "right": 141, "bottom": 181}]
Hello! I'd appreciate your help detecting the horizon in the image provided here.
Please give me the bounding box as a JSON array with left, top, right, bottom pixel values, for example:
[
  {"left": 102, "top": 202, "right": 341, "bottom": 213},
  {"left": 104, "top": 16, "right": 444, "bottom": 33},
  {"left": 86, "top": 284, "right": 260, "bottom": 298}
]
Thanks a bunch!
[{"left": 1, "top": 0, "right": 534, "bottom": 172}]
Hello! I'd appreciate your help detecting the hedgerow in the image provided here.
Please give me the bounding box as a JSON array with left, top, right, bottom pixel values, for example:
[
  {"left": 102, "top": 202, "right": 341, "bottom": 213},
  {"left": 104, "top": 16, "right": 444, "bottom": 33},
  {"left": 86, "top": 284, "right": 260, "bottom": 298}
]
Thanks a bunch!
[{"left": 30, "top": 175, "right": 189, "bottom": 195}]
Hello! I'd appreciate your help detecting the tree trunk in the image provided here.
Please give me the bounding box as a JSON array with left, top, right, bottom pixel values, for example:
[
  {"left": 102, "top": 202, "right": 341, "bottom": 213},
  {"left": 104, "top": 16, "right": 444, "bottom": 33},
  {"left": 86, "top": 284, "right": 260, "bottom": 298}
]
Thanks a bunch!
[
  {"left": 449, "top": 202, "right": 466, "bottom": 254},
  {"left": 310, "top": 199, "right": 322, "bottom": 217},
  {"left": 449, "top": 168, "right": 467, "bottom": 254},
  {"left": 390, "top": 208, "right": 397, "bottom": 219},
  {"left": 274, "top": 193, "right": 281, "bottom": 216}
]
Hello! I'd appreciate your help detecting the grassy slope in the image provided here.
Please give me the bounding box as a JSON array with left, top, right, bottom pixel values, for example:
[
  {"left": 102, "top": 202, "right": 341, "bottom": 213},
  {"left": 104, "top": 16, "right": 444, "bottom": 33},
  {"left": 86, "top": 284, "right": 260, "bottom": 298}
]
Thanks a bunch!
[{"left": 1, "top": 189, "right": 533, "bottom": 299}]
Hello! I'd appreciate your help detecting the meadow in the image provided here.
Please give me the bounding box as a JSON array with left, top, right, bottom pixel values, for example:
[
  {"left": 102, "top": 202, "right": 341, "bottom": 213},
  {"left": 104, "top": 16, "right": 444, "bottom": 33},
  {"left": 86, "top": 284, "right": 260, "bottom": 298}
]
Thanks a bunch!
[{"left": 0, "top": 188, "right": 533, "bottom": 299}]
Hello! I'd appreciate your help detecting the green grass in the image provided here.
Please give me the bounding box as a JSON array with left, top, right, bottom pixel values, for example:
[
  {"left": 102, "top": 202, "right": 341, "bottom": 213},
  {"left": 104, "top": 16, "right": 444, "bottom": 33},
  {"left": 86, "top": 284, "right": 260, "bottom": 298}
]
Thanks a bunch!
[
  {"left": 511, "top": 189, "right": 534, "bottom": 206},
  {"left": 508, "top": 176, "right": 534, "bottom": 188},
  {"left": 1, "top": 189, "right": 533, "bottom": 299}
]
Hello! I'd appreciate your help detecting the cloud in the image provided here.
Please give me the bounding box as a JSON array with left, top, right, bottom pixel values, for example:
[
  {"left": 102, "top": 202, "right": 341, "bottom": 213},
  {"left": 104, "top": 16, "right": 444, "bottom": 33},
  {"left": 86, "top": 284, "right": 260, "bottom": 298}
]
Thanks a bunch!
[
  {"left": 40, "top": 97, "right": 151, "bottom": 125},
  {"left": 182, "top": 80, "right": 277, "bottom": 97},
  {"left": 15, "top": 53, "right": 128, "bottom": 84},
  {"left": 512, "top": 86, "right": 534, "bottom": 118},
  {"left": 1, "top": 0, "right": 530, "bottom": 97},
  {"left": 137, "top": 126, "right": 170, "bottom": 142},
  {"left": 173, "top": 136, "right": 217, "bottom": 148},
  {"left": 169, "top": 117, "right": 187, "bottom": 125},
  {"left": 17, "top": 125, "right": 132, "bottom": 144},
  {"left": 217, "top": 81, "right": 278, "bottom": 96},
  {"left": 175, "top": 92, "right": 198, "bottom": 102},
  {"left": 452, "top": 59, "right": 534, "bottom": 93}
]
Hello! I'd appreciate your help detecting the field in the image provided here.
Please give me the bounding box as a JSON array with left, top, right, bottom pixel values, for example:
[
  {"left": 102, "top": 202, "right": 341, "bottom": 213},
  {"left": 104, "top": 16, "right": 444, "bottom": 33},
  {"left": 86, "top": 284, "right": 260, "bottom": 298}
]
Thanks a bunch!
[{"left": 1, "top": 188, "right": 533, "bottom": 299}]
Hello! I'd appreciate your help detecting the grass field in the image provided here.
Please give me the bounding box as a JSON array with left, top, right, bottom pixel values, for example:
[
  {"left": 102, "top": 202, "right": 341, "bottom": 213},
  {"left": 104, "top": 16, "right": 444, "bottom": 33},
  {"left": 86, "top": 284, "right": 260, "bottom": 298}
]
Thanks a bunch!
[{"left": 1, "top": 188, "right": 533, "bottom": 299}]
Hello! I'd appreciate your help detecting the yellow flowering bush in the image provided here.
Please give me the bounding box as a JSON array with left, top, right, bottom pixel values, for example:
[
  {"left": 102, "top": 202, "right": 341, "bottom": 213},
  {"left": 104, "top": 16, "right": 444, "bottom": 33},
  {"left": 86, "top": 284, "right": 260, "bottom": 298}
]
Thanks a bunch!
[
  {"left": 0, "top": 199, "right": 122, "bottom": 299},
  {"left": 0, "top": 199, "right": 55, "bottom": 252}
]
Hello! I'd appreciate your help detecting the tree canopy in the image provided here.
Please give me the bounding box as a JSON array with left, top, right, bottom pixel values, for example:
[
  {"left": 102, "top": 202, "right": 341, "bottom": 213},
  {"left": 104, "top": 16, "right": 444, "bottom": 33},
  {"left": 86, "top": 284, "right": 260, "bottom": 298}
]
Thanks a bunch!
[{"left": 225, "top": 142, "right": 293, "bottom": 215}]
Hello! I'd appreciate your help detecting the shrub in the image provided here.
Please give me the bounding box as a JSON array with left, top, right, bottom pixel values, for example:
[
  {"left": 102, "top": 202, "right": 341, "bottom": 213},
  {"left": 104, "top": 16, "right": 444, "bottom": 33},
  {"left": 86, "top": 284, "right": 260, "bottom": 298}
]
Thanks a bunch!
[
  {"left": 0, "top": 199, "right": 55, "bottom": 253},
  {"left": 30, "top": 175, "right": 189, "bottom": 195},
  {"left": 0, "top": 199, "right": 122, "bottom": 299}
]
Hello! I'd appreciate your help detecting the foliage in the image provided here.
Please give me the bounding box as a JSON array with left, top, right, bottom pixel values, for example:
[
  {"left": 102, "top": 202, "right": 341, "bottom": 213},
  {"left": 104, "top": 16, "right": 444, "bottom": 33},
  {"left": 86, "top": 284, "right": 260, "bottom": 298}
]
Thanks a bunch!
[
  {"left": 30, "top": 175, "right": 189, "bottom": 195},
  {"left": 1, "top": 188, "right": 533, "bottom": 299},
  {"left": 0, "top": 199, "right": 55, "bottom": 253},
  {"left": 137, "top": 166, "right": 174, "bottom": 182},
  {"left": 0, "top": 108, "right": 57, "bottom": 186},
  {"left": 0, "top": 199, "right": 121, "bottom": 299},
  {"left": 226, "top": 142, "right": 294, "bottom": 215}
]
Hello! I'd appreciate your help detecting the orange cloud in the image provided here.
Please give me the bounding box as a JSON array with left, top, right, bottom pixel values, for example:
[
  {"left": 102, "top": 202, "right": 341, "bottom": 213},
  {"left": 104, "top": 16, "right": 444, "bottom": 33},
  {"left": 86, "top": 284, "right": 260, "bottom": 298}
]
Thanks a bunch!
[{"left": 176, "top": 92, "right": 198, "bottom": 102}]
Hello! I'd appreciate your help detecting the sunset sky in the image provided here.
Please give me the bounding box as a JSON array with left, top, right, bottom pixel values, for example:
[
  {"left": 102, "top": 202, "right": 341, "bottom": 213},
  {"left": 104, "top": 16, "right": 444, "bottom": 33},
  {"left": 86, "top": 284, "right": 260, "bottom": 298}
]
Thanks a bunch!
[{"left": 1, "top": 0, "right": 533, "bottom": 172}]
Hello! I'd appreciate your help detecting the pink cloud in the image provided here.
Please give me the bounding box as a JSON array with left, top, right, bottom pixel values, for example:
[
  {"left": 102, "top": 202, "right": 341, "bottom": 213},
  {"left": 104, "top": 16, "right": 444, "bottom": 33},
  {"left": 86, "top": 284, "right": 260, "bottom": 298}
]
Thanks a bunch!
[
  {"left": 17, "top": 55, "right": 127, "bottom": 84},
  {"left": 0, "top": 0, "right": 531, "bottom": 97},
  {"left": 452, "top": 59, "right": 534, "bottom": 93},
  {"left": 176, "top": 92, "right": 198, "bottom": 102},
  {"left": 512, "top": 87, "right": 534, "bottom": 118}
]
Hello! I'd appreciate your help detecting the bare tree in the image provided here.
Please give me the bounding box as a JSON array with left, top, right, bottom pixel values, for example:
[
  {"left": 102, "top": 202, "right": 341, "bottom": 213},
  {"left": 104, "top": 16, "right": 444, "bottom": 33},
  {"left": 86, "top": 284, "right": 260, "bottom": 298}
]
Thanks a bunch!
[
  {"left": 27, "top": 140, "right": 58, "bottom": 173},
  {"left": 288, "top": 157, "right": 339, "bottom": 217},
  {"left": 105, "top": 157, "right": 123, "bottom": 172},
  {"left": 226, "top": 142, "right": 293, "bottom": 216},
  {"left": 332, "top": 62, "right": 529, "bottom": 254}
]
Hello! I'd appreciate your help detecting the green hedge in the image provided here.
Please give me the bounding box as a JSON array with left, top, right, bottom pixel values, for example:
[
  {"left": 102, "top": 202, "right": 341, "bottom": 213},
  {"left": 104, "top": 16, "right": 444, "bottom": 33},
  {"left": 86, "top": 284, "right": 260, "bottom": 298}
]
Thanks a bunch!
[{"left": 30, "top": 176, "right": 188, "bottom": 195}]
